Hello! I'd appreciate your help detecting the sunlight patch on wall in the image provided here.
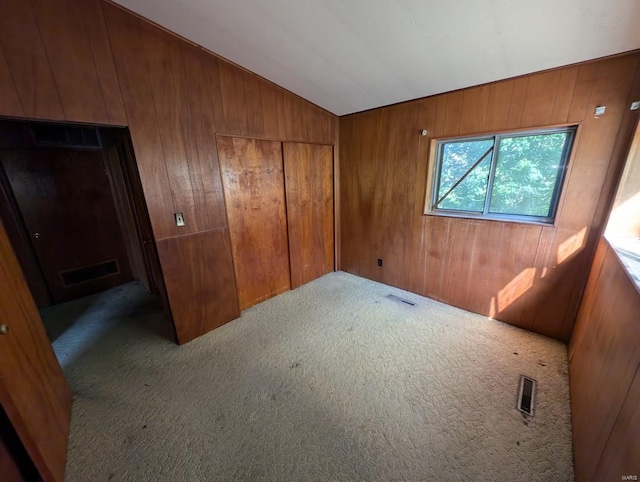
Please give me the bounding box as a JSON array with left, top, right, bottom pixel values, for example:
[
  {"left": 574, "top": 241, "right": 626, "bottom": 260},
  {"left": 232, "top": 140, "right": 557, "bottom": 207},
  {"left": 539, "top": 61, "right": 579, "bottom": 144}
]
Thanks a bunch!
[
  {"left": 556, "top": 227, "right": 587, "bottom": 265},
  {"left": 497, "top": 267, "right": 537, "bottom": 312}
]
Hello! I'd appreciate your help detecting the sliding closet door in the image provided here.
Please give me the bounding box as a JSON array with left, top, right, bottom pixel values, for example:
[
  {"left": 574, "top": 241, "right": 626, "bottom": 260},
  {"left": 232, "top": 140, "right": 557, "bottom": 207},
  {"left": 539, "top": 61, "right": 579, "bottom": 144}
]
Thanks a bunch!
[
  {"left": 217, "top": 137, "right": 291, "bottom": 310},
  {"left": 283, "top": 143, "right": 334, "bottom": 288}
]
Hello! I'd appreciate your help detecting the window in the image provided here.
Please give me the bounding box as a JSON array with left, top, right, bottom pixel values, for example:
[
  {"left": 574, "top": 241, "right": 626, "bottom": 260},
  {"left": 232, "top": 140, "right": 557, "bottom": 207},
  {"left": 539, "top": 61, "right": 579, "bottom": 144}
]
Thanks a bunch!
[{"left": 428, "top": 127, "right": 576, "bottom": 223}]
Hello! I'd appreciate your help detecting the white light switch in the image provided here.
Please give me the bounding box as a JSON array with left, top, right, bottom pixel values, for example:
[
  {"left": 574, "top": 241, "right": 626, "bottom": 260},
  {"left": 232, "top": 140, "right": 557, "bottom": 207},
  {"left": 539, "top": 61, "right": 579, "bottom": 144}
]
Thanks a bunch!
[
  {"left": 175, "top": 213, "right": 185, "bottom": 227},
  {"left": 594, "top": 106, "right": 606, "bottom": 116},
  {"left": 631, "top": 101, "right": 640, "bottom": 111}
]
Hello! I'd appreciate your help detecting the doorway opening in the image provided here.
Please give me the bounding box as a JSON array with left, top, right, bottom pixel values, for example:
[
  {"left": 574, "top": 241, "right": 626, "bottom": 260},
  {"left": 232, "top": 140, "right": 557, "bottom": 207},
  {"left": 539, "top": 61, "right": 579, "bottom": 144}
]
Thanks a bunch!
[{"left": 0, "top": 119, "right": 174, "bottom": 368}]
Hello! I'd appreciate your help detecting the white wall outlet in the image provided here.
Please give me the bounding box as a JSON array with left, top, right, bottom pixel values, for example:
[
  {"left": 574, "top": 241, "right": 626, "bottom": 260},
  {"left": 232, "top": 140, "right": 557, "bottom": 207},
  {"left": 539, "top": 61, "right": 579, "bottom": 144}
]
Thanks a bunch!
[
  {"left": 175, "top": 212, "right": 185, "bottom": 227},
  {"left": 631, "top": 101, "right": 640, "bottom": 111},
  {"left": 594, "top": 106, "right": 606, "bottom": 116}
]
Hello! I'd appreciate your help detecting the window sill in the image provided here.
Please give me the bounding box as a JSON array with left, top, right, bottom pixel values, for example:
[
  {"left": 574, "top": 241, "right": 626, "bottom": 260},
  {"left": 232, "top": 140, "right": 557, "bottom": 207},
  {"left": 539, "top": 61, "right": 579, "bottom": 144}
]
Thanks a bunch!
[
  {"left": 606, "top": 236, "right": 640, "bottom": 293},
  {"left": 423, "top": 210, "right": 556, "bottom": 228}
]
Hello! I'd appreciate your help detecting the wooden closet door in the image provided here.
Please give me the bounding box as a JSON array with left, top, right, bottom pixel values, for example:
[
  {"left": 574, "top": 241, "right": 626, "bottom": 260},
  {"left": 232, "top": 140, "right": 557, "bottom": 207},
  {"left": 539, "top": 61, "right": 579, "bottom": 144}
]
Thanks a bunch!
[
  {"left": 283, "top": 143, "right": 334, "bottom": 288},
  {"left": 217, "top": 137, "right": 290, "bottom": 310},
  {"left": 0, "top": 218, "right": 72, "bottom": 482}
]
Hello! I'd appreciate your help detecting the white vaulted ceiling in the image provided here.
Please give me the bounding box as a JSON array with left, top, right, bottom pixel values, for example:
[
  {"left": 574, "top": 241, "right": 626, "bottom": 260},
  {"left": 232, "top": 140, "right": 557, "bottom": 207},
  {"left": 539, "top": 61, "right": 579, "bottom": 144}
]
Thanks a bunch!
[{"left": 112, "top": 0, "right": 640, "bottom": 116}]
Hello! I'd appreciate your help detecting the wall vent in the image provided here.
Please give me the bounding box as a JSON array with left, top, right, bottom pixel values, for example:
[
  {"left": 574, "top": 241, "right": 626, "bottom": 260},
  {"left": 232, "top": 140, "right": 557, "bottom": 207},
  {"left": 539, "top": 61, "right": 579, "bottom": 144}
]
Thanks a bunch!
[
  {"left": 31, "top": 123, "right": 101, "bottom": 149},
  {"left": 60, "top": 260, "right": 119, "bottom": 287}
]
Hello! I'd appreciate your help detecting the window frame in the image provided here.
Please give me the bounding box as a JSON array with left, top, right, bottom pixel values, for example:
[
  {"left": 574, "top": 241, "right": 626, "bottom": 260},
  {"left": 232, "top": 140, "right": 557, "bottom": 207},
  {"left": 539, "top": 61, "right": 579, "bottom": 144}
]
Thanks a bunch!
[{"left": 426, "top": 126, "right": 577, "bottom": 225}]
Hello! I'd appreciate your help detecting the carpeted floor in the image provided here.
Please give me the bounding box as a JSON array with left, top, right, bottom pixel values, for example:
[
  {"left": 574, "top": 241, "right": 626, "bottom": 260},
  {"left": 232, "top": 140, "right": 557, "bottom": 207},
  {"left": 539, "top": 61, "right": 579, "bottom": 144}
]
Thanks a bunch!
[{"left": 42, "top": 272, "right": 573, "bottom": 481}]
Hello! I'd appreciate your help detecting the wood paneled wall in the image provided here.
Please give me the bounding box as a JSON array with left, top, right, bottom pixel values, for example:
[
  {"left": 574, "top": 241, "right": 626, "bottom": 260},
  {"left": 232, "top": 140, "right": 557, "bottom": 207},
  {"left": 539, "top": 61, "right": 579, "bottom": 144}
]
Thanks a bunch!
[
  {"left": 569, "top": 238, "right": 640, "bottom": 481},
  {"left": 340, "top": 52, "right": 640, "bottom": 341},
  {"left": 0, "top": 0, "right": 337, "bottom": 343}
]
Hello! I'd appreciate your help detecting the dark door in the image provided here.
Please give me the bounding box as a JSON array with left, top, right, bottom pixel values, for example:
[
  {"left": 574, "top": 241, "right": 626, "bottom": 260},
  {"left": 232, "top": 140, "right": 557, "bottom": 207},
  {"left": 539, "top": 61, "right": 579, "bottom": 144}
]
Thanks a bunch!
[
  {"left": 0, "top": 149, "right": 133, "bottom": 303},
  {"left": 0, "top": 218, "right": 72, "bottom": 481}
]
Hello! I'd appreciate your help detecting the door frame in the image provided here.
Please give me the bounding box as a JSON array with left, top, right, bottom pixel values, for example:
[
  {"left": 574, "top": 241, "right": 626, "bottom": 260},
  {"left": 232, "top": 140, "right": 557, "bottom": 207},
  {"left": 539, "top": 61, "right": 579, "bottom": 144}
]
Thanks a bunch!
[{"left": 0, "top": 118, "right": 175, "bottom": 479}]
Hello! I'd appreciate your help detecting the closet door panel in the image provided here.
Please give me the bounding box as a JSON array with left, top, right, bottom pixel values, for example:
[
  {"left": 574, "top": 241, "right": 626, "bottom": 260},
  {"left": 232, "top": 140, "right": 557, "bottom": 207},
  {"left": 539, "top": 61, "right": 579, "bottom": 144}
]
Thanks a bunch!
[
  {"left": 217, "top": 137, "right": 290, "bottom": 310},
  {"left": 284, "top": 143, "right": 334, "bottom": 288}
]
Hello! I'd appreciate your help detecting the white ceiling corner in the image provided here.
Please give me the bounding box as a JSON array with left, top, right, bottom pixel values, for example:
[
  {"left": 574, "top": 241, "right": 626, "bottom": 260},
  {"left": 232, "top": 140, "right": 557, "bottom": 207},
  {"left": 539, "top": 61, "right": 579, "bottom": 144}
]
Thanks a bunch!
[{"left": 112, "top": 0, "right": 640, "bottom": 116}]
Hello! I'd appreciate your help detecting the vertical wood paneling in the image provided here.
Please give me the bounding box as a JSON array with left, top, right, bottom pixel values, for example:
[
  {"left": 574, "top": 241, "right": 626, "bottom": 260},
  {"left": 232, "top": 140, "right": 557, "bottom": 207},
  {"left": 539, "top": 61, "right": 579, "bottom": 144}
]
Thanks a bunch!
[
  {"left": 242, "top": 70, "right": 266, "bottom": 136},
  {"left": 549, "top": 66, "right": 579, "bottom": 124},
  {"left": 75, "top": 0, "right": 128, "bottom": 125},
  {"left": 407, "top": 98, "right": 437, "bottom": 294},
  {"left": 460, "top": 85, "right": 490, "bottom": 134},
  {"left": 215, "top": 61, "right": 244, "bottom": 135},
  {"left": 567, "top": 63, "right": 600, "bottom": 123},
  {"left": 464, "top": 220, "right": 503, "bottom": 315},
  {"left": 103, "top": 4, "right": 177, "bottom": 240},
  {"left": 569, "top": 239, "right": 640, "bottom": 481},
  {"left": 422, "top": 216, "right": 451, "bottom": 301},
  {"left": 593, "top": 368, "right": 640, "bottom": 480},
  {"left": 379, "top": 105, "right": 422, "bottom": 289},
  {"left": 141, "top": 24, "right": 202, "bottom": 236},
  {"left": 507, "top": 77, "right": 528, "bottom": 127},
  {"left": 180, "top": 44, "right": 228, "bottom": 230},
  {"left": 440, "top": 220, "right": 476, "bottom": 307},
  {"left": 434, "top": 95, "right": 448, "bottom": 138},
  {"left": 0, "top": 1, "right": 64, "bottom": 120},
  {"left": 259, "top": 80, "right": 286, "bottom": 140},
  {"left": 520, "top": 70, "right": 561, "bottom": 127},
  {"left": 283, "top": 143, "right": 334, "bottom": 289},
  {"left": 0, "top": 44, "right": 23, "bottom": 118},
  {"left": 31, "top": 0, "right": 110, "bottom": 124},
  {"left": 484, "top": 80, "right": 513, "bottom": 132},
  {"left": 444, "top": 90, "right": 464, "bottom": 135},
  {"left": 340, "top": 51, "right": 640, "bottom": 341}
]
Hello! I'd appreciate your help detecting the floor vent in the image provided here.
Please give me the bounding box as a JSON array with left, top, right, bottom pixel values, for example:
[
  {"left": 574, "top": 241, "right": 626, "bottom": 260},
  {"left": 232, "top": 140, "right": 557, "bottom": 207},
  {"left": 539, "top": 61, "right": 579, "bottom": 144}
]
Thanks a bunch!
[
  {"left": 386, "top": 294, "right": 416, "bottom": 306},
  {"left": 517, "top": 375, "right": 536, "bottom": 416}
]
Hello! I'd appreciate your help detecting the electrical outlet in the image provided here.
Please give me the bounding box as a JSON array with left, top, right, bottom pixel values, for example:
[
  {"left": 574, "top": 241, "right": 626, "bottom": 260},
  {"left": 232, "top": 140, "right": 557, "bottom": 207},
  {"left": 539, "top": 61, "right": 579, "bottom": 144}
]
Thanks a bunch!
[
  {"left": 175, "top": 213, "right": 185, "bottom": 227},
  {"left": 377, "top": 258, "right": 383, "bottom": 267}
]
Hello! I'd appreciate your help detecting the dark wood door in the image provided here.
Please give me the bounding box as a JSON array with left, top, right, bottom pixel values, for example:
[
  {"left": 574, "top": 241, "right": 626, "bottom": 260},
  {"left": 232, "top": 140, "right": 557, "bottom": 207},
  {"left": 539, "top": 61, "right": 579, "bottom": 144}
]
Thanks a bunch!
[
  {"left": 0, "top": 218, "right": 72, "bottom": 481},
  {"left": 217, "top": 137, "right": 291, "bottom": 310},
  {"left": 283, "top": 143, "right": 334, "bottom": 288},
  {"left": 0, "top": 149, "right": 133, "bottom": 303}
]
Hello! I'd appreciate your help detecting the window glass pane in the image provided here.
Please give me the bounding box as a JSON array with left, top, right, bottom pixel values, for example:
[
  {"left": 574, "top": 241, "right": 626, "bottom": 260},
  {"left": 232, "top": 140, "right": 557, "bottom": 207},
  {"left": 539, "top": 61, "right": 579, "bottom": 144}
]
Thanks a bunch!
[
  {"left": 436, "top": 139, "right": 493, "bottom": 212},
  {"left": 489, "top": 133, "right": 569, "bottom": 217}
]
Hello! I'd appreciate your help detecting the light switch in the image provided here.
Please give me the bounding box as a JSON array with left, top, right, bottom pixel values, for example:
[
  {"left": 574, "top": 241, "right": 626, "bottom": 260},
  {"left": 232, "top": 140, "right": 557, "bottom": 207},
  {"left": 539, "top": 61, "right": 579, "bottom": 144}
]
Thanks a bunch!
[
  {"left": 175, "top": 213, "right": 185, "bottom": 227},
  {"left": 594, "top": 106, "right": 606, "bottom": 117},
  {"left": 631, "top": 101, "right": 640, "bottom": 111}
]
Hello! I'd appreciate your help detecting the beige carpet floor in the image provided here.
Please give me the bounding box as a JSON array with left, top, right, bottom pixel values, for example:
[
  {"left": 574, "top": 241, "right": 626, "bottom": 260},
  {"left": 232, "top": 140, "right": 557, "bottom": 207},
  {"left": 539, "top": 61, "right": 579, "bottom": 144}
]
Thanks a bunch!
[{"left": 42, "top": 271, "right": 573, "bottom": 481}]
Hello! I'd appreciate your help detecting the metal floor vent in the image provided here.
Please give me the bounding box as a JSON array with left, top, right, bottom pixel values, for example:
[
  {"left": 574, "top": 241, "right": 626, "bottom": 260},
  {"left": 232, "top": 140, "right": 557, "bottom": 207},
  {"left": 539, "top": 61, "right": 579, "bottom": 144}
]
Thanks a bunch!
[
  {"left": 386, "top": 294, "right": 416, "bottom": 306},
  {"left": 517, "top": 375, "right": 537, "bottom": 416}
]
